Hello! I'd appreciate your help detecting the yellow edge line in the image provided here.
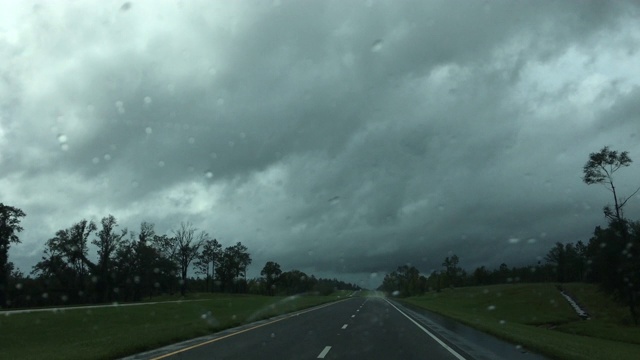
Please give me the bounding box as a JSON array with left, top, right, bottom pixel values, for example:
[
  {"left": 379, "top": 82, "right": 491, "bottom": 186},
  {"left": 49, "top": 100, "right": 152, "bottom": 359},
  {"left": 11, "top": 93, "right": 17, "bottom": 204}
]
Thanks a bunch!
[{"left": 150, "top": 298, "right": 350, "bottom": 360}]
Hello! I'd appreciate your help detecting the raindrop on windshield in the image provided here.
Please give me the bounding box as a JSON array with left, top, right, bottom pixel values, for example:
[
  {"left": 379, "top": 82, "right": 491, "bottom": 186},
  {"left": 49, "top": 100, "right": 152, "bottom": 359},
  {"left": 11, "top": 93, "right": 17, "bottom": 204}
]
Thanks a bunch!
[
  {"left": 371, "top": 39, "right": 383, "bottom": 52},
  {"left": 205, "top": 171, "right": 213, "bottom": 179}
]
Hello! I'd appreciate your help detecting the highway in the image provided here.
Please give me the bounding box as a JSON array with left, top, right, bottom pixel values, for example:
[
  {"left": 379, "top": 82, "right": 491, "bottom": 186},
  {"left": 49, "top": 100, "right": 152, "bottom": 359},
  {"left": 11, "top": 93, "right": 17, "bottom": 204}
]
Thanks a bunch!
[{"left": 127, "top": 296, "right": 546, "bottom": 360}]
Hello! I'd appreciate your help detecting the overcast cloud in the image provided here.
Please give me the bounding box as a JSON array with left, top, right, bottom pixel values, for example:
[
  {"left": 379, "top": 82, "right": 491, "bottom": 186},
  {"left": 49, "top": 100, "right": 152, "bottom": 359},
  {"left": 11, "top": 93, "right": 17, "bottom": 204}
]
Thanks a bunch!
[{"left": 1, "top": 0, "right": 640, "bottom": 288}]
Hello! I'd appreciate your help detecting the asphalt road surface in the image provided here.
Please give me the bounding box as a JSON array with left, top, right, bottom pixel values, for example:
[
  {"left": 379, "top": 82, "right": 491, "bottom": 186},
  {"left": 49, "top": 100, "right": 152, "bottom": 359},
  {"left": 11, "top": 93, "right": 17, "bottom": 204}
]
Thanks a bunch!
[{"left": 127, "top": 296, "right": 546, "bottom": 360}]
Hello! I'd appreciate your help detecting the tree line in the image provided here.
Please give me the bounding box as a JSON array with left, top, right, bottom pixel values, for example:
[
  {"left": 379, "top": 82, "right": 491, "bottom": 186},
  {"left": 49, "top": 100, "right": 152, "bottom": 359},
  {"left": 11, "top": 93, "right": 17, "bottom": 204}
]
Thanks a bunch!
[
  {"left": 379, "top": 147, "right": 640, "bottom": 325},
  {"left": 0, "top": 214, "right": 357, "bottom": 309}
]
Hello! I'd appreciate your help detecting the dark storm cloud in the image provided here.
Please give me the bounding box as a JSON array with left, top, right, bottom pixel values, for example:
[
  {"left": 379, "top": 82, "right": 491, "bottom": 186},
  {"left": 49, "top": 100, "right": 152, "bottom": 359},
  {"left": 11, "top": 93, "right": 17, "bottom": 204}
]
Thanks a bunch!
[{"left": 1, "top": 0, "right": 640, "bottom": 286}]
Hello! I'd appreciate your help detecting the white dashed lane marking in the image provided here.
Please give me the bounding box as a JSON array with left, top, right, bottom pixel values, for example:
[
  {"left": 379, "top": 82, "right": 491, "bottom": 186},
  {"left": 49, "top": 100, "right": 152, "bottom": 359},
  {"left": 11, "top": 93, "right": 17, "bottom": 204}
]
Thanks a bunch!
[{"left": 317, "top": 346, "right": 332, "bottom": 358}]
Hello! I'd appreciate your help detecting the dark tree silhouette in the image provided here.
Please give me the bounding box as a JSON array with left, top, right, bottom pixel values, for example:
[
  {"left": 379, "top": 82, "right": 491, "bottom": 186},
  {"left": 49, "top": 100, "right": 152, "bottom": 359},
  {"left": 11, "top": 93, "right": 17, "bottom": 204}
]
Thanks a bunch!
[
  {"left": 442, "top": 254, "right": 461, "bottom": 287},
  {"left": 93, "top": 215, "right": 128, "bottom": 302},
  {"left": 260, "top": 261, "right": 282, "bottom": 295},
  {"left": 172, "top": 222, "right": 205, "bottom": 296},
  {"left": 583, "top": 146, "right": 639, "bottom": 222},
  {"left": 194, "top": 238, "right": 222, "bottom": 292},
  {"left": 0, "top": 204, "right": 26, "bottom": 308},
  {"left": 217, "top": 242, "right": 252, "bottom": 293}
]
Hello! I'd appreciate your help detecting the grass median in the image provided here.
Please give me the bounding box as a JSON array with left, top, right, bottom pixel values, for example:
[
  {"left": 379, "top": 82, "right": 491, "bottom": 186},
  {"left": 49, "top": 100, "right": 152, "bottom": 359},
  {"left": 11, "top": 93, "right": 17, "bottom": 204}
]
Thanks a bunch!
[
  {"left": 0, "top": 291, "right": 352, "bottom": 359},
  {"left": 400, "top": 283, "right": 640, "bottom": 360}
]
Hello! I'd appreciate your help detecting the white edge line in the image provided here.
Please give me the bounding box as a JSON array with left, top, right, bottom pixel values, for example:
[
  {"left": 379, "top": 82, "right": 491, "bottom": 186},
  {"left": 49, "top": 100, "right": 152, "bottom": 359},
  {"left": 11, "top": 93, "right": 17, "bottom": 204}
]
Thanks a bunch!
[
  {"left": 317, "top": 345, "right": 332, "bottom": 358},
  {"left": 385, "top": 299, "right": 466, "bottom": 360}
]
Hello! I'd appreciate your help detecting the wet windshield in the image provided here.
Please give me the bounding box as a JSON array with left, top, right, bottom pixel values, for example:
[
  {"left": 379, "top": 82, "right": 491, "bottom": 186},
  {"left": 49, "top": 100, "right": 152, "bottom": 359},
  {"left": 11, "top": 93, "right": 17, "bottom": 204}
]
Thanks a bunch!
[{"left": 1, "top": 1, "right": 639, "bottom": 360}]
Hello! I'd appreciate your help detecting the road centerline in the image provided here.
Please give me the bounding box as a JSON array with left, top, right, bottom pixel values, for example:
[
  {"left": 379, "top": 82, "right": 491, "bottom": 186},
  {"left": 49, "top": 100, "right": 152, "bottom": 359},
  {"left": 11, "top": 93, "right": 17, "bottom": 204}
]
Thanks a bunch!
[{"left": 317, "top": 346, "right": 332, "bottom": 358}]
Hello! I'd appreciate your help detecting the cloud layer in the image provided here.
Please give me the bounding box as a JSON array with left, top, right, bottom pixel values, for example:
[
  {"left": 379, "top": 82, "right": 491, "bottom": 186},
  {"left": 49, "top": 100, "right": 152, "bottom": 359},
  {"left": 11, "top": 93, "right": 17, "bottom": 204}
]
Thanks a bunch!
[{"left": 2, "top": 0, "right": 640, "bottom": 287}]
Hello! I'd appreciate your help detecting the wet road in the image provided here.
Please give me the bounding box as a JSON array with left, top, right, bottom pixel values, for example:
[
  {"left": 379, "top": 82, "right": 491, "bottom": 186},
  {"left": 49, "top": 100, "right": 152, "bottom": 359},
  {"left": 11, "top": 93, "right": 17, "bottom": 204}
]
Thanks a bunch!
[{"left": 125, "top": 296, "right": 546, "bottom": 360}]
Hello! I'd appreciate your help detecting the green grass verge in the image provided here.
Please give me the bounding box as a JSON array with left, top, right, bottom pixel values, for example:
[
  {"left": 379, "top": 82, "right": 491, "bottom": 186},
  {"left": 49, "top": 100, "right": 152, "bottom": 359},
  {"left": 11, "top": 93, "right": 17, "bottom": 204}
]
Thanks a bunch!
[
  {"left": 401, "top": 283, "right": 640, "bottom": 360},
  {"left": 0, "top": 292, "right": 345, "bottom": 360}
]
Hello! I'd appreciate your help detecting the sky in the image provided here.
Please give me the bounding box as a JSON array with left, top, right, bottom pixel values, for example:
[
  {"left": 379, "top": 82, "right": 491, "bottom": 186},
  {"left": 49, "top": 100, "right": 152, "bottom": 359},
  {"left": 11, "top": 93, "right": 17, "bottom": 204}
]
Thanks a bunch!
[{"left": 1, "top": 0, "right": 640, "bottom": 289}]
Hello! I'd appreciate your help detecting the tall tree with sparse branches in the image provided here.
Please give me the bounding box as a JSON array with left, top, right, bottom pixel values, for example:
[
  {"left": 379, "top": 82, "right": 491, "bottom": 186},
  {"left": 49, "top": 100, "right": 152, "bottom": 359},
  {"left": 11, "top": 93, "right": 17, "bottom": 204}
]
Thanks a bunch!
[
  {"left": 582, "top": 146, "right": 639, "bottom": 223},
  {"left": 583, "top": 147, "right": 640, "bottom": 325}
]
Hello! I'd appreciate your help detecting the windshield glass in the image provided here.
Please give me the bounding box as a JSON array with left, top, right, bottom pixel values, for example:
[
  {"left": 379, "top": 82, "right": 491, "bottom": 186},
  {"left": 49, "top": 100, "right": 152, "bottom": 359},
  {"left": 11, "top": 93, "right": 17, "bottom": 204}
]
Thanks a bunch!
[{"left": 1, "top": 1, "right": 639, "bottom": 360}]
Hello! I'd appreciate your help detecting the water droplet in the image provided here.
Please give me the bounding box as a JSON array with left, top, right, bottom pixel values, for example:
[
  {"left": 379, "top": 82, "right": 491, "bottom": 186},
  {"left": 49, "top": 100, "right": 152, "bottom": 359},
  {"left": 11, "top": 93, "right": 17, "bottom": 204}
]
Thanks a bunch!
[
  {"left": 270, "top": 332, "right": 276, "bottom": 338},
  {"left": 144, "top": 96, "right": 152, "bottom": 105},
  {"left": 131, "top": 180, "right": 139, "bottom": 188},
  {"left": 205, "top": 171, "right": 213, "bottom": 179},
  {"left": 208, "top": 67, "right": 217, "bottom": 75},
  {"left": 508, "top": 238, "right": 520, "bottom": 244},
  {"left": 487, "top": 305, "right": 496, "bottom": 311},
  {"left": 57, "top": 134, "right": 68, "bottom": 143},
  {"left": 210, "top": 152, "right": 218, "bottom": 159},
  {"left": 217, "top": 98, "right": 225, "bottom": 106},
  {"left": 499, "top": 319, "right": 506, "bottom": 325},
  {"left": 120, "top": 2, "right": 131, "bottom": 11},
  {"left": 104, "top": 154, "right": 111, "bottom": 161},
  {"left": 60, "top": 143, "right": 69, "bottom": 151},
  {"left": 527, "top": 238, "right": 536, "bottom": 244},
  {"left": 145, "top": 127, "right": 153, "bottom": 134},
  {"left": 371, "top": 39, "right": 383, "bottom": 52},
  {"left": 15, "top": 283, "right": 22, "bottom": 290},
  {"left": 188, "top": 137, "right": 195, "bottom": 144},
  {"left": 158, "top": 161, "right": 165, "bottom": 167},
  {"left": 92, "top": 157, "right": 100, "bottom": 164}
]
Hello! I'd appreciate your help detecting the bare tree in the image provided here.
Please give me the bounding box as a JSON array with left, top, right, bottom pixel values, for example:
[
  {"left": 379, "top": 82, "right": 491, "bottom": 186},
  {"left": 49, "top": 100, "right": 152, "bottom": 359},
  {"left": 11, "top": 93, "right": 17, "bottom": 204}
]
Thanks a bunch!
[{"left": 173, "top": 222, "right": 205, "bottom": 296}]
